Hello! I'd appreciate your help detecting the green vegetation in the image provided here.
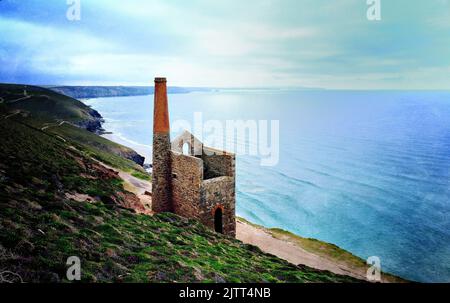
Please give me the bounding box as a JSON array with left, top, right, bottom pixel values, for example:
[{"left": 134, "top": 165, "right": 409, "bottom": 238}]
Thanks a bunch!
[
  {"left": 0, "top": 83, "right": 150, "bottom": 180},
  {"left": 48, "top": 123, "right": 149, "bottom": 180},
  {"left": 238, "top": 217, "right": 405, "bottom": 283},
  {"left": 0, "top": 92, "right": 361, "bottom": 283},
  {"left": 131, "top": 171, "right": 152, "bottom": 182},
  {"left": 0, "top": 83, "right": 100, "bottom": 125}
]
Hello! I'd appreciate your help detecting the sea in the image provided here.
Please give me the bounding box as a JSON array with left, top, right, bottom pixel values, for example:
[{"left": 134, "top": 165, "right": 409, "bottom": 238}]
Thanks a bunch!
[{"left": 85, "top": 90, "right": 450, "bottom": 282}]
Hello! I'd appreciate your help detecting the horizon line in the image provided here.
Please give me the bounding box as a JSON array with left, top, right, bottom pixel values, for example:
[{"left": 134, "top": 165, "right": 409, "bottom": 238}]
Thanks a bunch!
[{"left": 2, "top": 82, "right": 450, "bottom": 92}]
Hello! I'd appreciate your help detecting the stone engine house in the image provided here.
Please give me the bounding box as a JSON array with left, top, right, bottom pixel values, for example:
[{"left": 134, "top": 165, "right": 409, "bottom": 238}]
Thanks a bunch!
[{"left": 152, "top": 77, "right": 236, "bottom": 237}]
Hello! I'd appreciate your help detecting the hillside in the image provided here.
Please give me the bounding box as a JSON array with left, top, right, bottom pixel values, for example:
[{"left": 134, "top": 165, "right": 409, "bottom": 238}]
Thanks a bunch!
[
  {"left": 1, "top": 84, "right": 103, "bottom": 131},
  {"left": 237, "top": 218, "right": 406, "bottom": 283},
  {"left": 47, "top": 86, "right": 153, "bottom": 99},
  {"left": 0, "top": 84, "right": 145, "bottom": 167},
  {"left": 0, "top": 108, "right": 360, "bottom": 283},
  {"left": 0, "top": 84, "right": 362, "bottom": 283}
]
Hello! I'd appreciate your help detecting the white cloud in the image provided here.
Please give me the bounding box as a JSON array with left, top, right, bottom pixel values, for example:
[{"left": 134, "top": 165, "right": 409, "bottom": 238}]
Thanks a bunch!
[
  {"left": 0, "top": 17, "right": 114, "bottom": 54},
  {"left": 1, "top": 1, "right": 450, "bottom": 89}
]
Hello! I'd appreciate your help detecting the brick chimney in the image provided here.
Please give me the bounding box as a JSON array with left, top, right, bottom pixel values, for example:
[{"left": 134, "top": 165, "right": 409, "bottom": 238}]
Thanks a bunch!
[{"left": 152, "top": 77, "right": 172, "bottom": 212}]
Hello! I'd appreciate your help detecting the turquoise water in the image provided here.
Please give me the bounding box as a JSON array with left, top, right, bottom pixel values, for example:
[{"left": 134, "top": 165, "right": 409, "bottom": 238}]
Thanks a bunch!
[{"left": 85, "top": 90, "right": 450, "bottom": 282}]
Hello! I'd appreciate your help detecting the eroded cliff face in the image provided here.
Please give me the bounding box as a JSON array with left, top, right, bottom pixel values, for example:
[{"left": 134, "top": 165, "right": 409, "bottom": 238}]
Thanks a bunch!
[
  {"left": 74, "top": 108, "right": 104, "bottom": 133},
  {"left": 75, "top": 108, "right": 146, "bottom": 166},
  {"left": 115, "top": 149, "right": 145, "bottom": 167}
]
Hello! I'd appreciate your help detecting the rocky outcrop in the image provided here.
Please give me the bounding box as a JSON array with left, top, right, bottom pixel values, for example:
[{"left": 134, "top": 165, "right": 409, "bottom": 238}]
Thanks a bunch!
[
  {"left": 117, "top": 149, "right": 145, "bottom": 167},
  {"left": 75, "top": 108, "right": 145, "bottom": 166},
  {"left": 73, "top": 108, "right": 105, "bottom": 133}
]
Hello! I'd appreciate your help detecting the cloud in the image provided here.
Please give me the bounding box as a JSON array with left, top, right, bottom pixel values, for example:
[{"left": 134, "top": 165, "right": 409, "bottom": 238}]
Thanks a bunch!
[
  {"left": 0, "top": 16, "right": 119, "bottom": 83},
  {"left": 0, "top": 0, "right": 449, "bottom": 89}
]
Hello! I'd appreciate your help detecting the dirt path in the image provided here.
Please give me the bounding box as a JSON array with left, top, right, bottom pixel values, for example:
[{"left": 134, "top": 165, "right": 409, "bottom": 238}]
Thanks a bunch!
[
  {"left": 236, "top": 220, "right": 363, "bottom": 279},
  {"left": 92, "top": 159, "right": 395, "bottom": 282},
  {"left": 66, "top": 141, "right": 398, "bottom": 282},
  {"left": 4, "top": 95, "right": 32, "bottom": 104},
  {"left": 236, "top": 219, "right": 399, "bottom": 282},
  {"left": 41, "top": 121, "right": 68, "bottom": 131},
  {"left": 95, "top": 161, "right": 153, "bottom": 212},
  {"left": 44, "top": 129, "right": 153, "bottom": 212},
  {"left": 2, "top": 110, "right": 22, "bottom": 120},
  {"left": 117, "top": 170, "right": 152, "bottom": 196}
]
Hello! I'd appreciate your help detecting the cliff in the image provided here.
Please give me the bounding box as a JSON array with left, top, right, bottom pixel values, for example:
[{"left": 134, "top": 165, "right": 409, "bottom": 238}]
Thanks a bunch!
[{"left": 0, "top": 84, "right": 362, "bottom": 283}]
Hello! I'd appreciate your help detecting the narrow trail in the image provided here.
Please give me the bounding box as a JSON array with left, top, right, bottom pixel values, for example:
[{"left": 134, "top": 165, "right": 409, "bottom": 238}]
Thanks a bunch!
[
  {"left": 236, "top": 220, "right": 362, "bottom": 280},
  {"left": 94, "top": 160, "right": 153, "bottom": 212},
  {"left": 94, "top": 154, "right": 385, "bottom": 281},
  {"left": 236, "top": 219, "right": 399, "bottom": 282},
  {"left": 4, "top": 95, "right": 32, "bottom": 104},
  {"left": 35, "top": 118, "right": 151, "bottom": 203},
  {"left": 1, "top": 93, "right": 50, "bottom": 105},
  {"left": 41, "top": 121, "right": 68, "bottom": 131},
  {"left": 2, "top": 110, "right": 22, "bottom": 120}
]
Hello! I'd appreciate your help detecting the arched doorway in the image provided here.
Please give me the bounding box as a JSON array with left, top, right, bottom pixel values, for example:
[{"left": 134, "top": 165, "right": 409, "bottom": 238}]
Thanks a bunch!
[{"left": 214, "top": 207, "right": 223, "bottom": 234}]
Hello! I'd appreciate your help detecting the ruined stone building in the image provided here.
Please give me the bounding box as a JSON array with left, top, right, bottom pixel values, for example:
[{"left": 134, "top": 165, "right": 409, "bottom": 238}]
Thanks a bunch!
[{"left": 151, "top": 77, "right": 236, "bottom": 237}]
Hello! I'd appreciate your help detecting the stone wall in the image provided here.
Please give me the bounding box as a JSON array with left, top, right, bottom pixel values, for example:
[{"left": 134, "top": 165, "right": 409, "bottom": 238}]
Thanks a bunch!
[
  {"left": 152, "top": 132, "right": 172, "bottom": 212},
  {"left": 171, "top": 152, "right": 203, "bottom": 219},
  {"left": 200, "top": 176, "right": 236, "bottom": 237},
  {"left": 171, "top": 130, "right": 203, "bottom": 156},
  {"left": 171, "top": 151, "right": 236, "bottom": 237},
  {"left": 158, "top": 134, "right": 237, "bottom": 237},
  {"left": 202, "top": 148, "right": 235, "bottom": 179}
]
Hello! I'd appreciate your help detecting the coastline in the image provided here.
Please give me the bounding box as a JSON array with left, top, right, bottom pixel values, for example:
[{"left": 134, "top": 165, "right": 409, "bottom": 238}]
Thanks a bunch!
[
  {"left": 79, "top": 90, "right": 414, "bottom": 283},
  {"left": 87, "top": 99, "right": 408, "bottom": 283},
  {"left": 99, "top": 127, "right": 406, "bottom": 283},
  {"left": 101, "top": 132, "right": 153, "bottom": 165},
  {"left": 236, "top": 218, "right": 407, "bottom": 283}
]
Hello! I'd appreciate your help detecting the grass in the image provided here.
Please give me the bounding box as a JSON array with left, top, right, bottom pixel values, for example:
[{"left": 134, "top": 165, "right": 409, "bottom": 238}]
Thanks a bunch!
[
  {"left": 0, "top": 113, "right": 361, "bottom": 283},
  {"left": 0, "top": 83, "right": 151, "bottom": 181},
  {"left": 131, "top": 171, "right": 152, "bottom": 181},
  {"left": 48, "top": 123, "right": 150, "bottom": 181},
  {"left": 0, "top": 83, "right": 98, "bottom": 124},
  {"left": 238, "top": 217, "right": 406, "bottom": 283}
]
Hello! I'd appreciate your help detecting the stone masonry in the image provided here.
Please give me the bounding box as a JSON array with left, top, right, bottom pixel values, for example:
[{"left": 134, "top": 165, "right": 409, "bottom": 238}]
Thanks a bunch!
[
  {"left": 151, "top": 78, "right": 236, "bottom": 237},
  {"left": 151, "top": 78, "right": 172, "bottom": 213}
]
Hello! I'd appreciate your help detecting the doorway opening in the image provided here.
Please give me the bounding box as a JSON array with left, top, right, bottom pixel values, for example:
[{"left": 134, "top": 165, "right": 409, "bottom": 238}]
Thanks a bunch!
[
  {"left": 182, "top": 142, "right": 190, "bottom": 155},
  {"left": 214, "top": 207, "right": 223, "bottom": 234}
]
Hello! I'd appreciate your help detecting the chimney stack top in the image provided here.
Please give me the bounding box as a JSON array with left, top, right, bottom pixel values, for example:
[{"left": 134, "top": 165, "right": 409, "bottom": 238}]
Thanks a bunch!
[
  {"left": 155, "top": 77, "right": 167, "bottom": 83},
  {"left": 153, "top": 77, "right": 170, "bottom": 133}
]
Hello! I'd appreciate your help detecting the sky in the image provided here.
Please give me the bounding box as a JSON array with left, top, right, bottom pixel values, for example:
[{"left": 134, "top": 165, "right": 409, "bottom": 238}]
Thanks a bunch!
[{"left": 0, "top": 0, "right": 450, "bottom": 89}]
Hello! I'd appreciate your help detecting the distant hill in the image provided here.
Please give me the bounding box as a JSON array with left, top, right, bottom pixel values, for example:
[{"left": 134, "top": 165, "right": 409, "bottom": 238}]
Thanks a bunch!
[
  {"left": 1, "top": 84, "right": 104, "bottom": 131},
  {"left": 45, "top": 85, "right": 321, "bottom": 100},
  {"left": 46, "top": 85, "right": 212, "bottom": 99},
  {"left": 0, "top": 84, "right": 145, "bottom": 166}
]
